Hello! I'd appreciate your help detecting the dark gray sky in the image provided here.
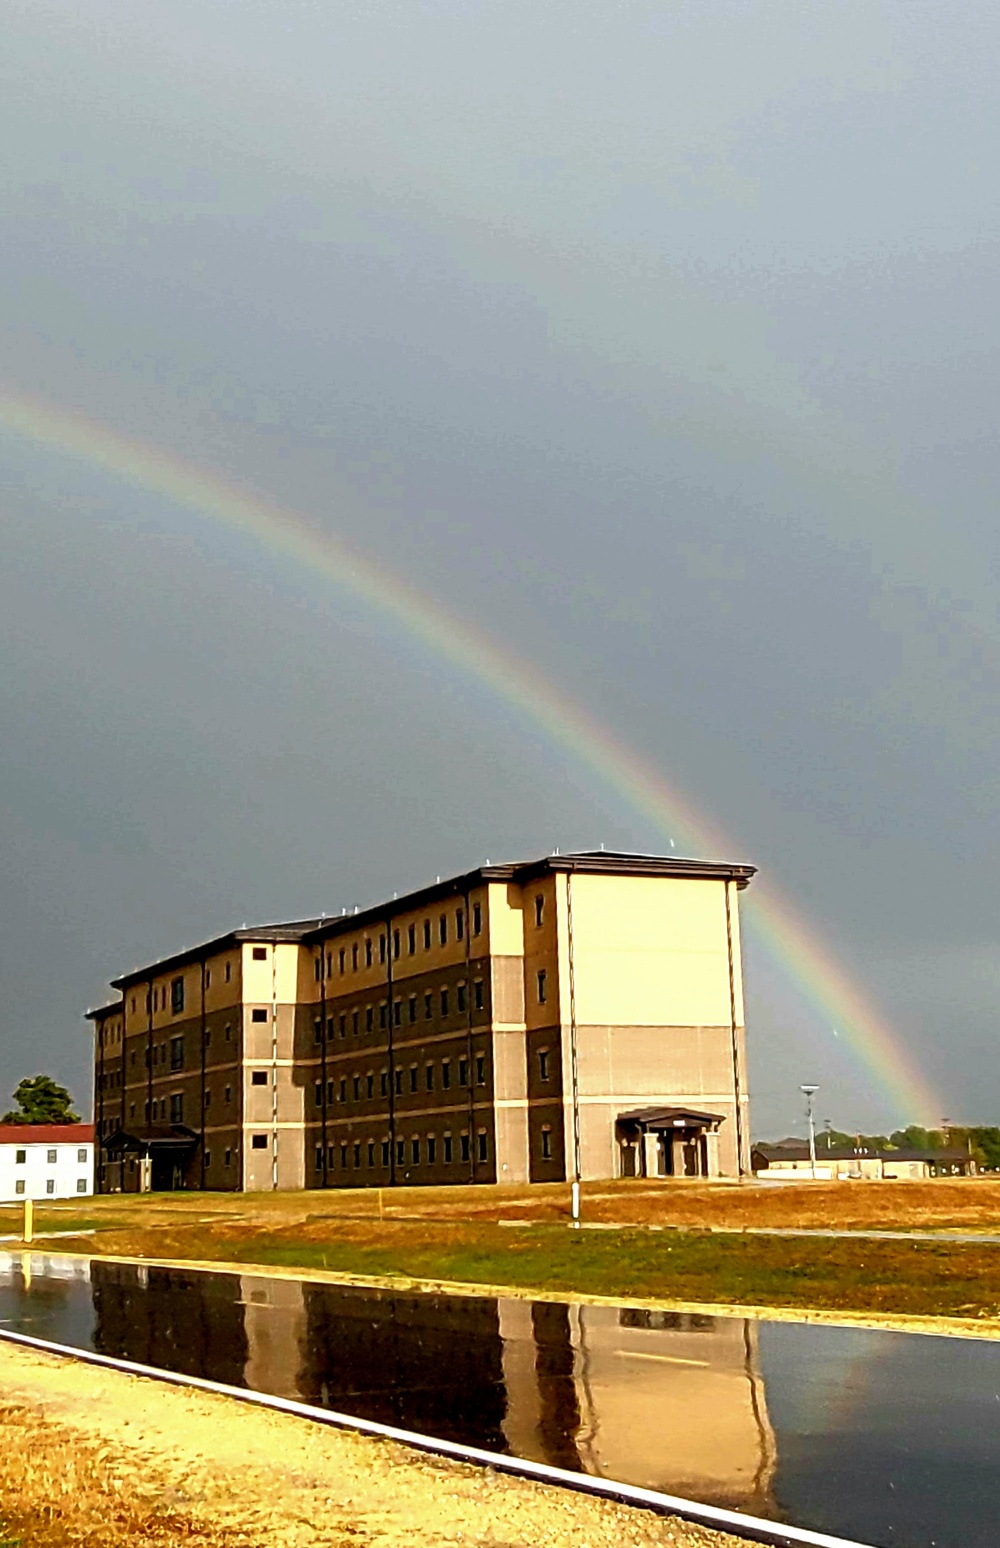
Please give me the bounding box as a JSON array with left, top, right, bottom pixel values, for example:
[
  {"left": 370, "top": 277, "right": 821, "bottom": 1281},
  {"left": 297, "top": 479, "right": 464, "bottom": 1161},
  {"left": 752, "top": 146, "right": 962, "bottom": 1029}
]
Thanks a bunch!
[{"left": 2, "top": 0, "right": 999, "bottom": 1136}]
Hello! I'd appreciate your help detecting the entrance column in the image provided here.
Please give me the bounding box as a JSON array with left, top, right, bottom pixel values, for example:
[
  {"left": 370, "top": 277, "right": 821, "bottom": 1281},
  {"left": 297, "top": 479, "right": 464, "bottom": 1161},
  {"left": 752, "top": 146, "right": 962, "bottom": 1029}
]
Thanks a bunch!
[
  {"left": 671, "top": 1132, "right": 686, "bottom": 1177},
  {"left": 642, "top": 1131, "right": 659, "bottom": 1178},
  {"left": 704, "top": 1129, "right": 720, "bottom": 1177}
]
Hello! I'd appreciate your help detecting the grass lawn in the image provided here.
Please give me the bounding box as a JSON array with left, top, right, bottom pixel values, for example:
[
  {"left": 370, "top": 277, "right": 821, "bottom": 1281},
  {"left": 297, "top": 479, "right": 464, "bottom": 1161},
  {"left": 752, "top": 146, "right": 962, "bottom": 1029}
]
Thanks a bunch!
[{"left": 6, "top": 1178, "right": 1000, "bottom": 1322}]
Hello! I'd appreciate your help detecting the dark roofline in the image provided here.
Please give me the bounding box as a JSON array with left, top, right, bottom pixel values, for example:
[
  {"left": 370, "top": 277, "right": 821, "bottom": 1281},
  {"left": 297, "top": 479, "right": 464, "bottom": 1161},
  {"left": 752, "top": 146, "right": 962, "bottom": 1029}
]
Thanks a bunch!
[
  {"left": 110, "top": 920, "right": 325, "bottom": 991},
  {"left": 105, "top": 852, "right": 755, "bottom": 989},
  {"left": 85, "top": 999, "right": 124, "bottom": 1022},
  {"left": 303, "top": 852, "right": 755, "bottom": 946},
  {"left": 753, "top": 1142, "right": 971, "bottom": 1164}
]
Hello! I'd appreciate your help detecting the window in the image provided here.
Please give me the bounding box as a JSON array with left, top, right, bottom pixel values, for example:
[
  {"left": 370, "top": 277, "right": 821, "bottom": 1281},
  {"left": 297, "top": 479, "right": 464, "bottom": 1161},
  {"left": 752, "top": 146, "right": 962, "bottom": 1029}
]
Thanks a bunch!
[
  {"left": 225, "top": 1022, "right": 232, "bottom": 1041},
  {"left": 456, "top": 908, "right": 464, "bottom": 940},
  {"left": 224, "top": 1085, "right": 231, "bottom": 1104},
  {"left": 366, "top": 1006, "right": 374, "bottom": 1032},
  {"left": 327, "top": 953, "right": 332, "bottom": 977},
  {"left": 440, "top": 989, "right": 449, "bottom": 1017},
  {"left": 47, "top": 1149, "right": 57, "bottom": 1164},
  {"left": 225, "top": 1148, "right": 232, "bottom": 1166},
  {"left": 252, "top": 947, "right": 267, "bottom": 961},
  {"left": 539, "top": 1049, "right": 550, "bottom": 1081},
  {"left": 427, "top": 1136, "right": 436, "bottom": 1164},
  {"left": 379, "top": 1004, "right": 387, "bottom": 1030},
  {"left": 353, "top": 1141, "right": 361, "bottom": 1168},
  {"left": 472, "top": 902, "right": 482, "bottom": 936},
  {"left": 423, "top": 919, "right": 431, "bottom": 950},
  {"left": 171, "top": 977, "right": 185, "bottom": 1014},
  {"left": 315, "top": 1146, "right": 324, "bottom": 1170},
  {"left": 15, "top": 1180, "right": 24, "bottom": 1195},
  {"left": 441, "top": 1060, "right": 451, "bottom": 1090},
  {"left": 170, "top": 1093, "right": 184, "bottom": 1123},
  {"left": 314, "top": 957, "right": 321, "bottom": 982},
  {"left": 352, "top": 943, "right": 358, "bottom": 971},
  {"left": 408, "top": 924, "right": 416, "bottom": 954},
  {"left": 424, "top": 993, "right": 433, "bottom": 1020},
  {"left": 474, "top": 980, "right": 484, "bottom": 1012},
  {"left": 478, "top": 1130, "right": 488, "bottom": 1162},
  {"left": 382, "top": 1140, "right": 391, "bottom": 1166},
  {"left": 411, "top": 1137, "right": 420, "bottom": 1164},
  {"left": 476, "top": 1055, "right": 486, "bottom": 1085},
  {"left": 439, "top": 914, "right": 448, "bottom": 945},
  {"left": 77, "top": 1178, "right": 87, "bottom": 1192},
  {"left": 353, "top": 1075, "right": 361, "bottom": 1100},
  {"left": 315, "top": 1081, "right": 323, "bottom": 1105},
  {"left": 379, "top": 934, "right": 386, "bottom": 964},
  {"left": 537, "top": 970, "right": 547, "bottom": 1005},
  {"left": 341, "top": 1143, "right": 348, "bottom": 1167},
  {"left": 46, "top": 1179, "right": 55, "bottom": 1195},
  {"left": 541, "top": 1126, "right": 552, "bottom": 1160},
  {"left": 393, "top": 929, "right": 400, "bottom": 959},
  {"left": 339, "top": 1015, "right": 347, "bottom": 1038},
  {"left": 380, "top": 1071, "right": 388, "bottom": 1097},
  {"left": 394, "top": 1069, "right": 402, "bottom": 1094},
  {"left": 251, "top": 1070, "right": 268, "bottom": 1086},
  {"left": 396, "top": 1139, "right": 405, "bottom": 1165},
  {"left": 366, "top": 1073, "right": 374, "bottom": 1098},
  {"left": 204, "top": 1089, "right": 212, "bottom": 1108},
  {"left": 352, "top": 1011, "right": 359, "bottom": 1036},
  {"left": 393, "top": 1000, "right": 401, "bottom": 1027},
  {"left": 409, "top": 1066, "right": 418, "bottom": 1092},
  {"left": 225, "top": 961, "right": 232, "bottom": 983},
  {"left": 408, "top": 996, "right": 417, "bottom": 1024},
  {"left": 328, "top": 1145, "right": 336, "bottom": 1168},
  {"left": 327, "top": 1017, "right": 334, "bottom": 1041},
  {"left": 365, "top": 938, "right": 373, "bottom": 967},
  {"left": 15, "top": 1149, "right": 25, "bottom": 1165},
  {"left": 340, "top": 1079, "right": 347, "bottom": 1102},
  {"left": 425, "top": 1064, "right": 434, "bottom": 1091},
  {"left": 457, "top": 983, "right": 467, "bottom": 1013},
  {"left": 459, "top": 1058, "right": 468, "bottom": 1086},
  {"left": 339, "top": 948, "right": 346, "bottom": 974},
  {"left": 443, "top": 1134, "right": 453, "bottom": 1163},
  {"left": 461, "top": 1133, "right": 471, "bottom": 1162},
  {"left": 535, "top": 894, "right": 544, "bottom": 927},
  {"left": 203, "top": 1028, "right": 211, "bottom": 1048},
  {"left": 77, "top": 1148, "right": 88, "bottom": 1164},
  {"left": 205, "top": 968, "right": 211, "bottom": 988},
  {"left": 368, "top": 1141, "right": 376, "bottom": 1167},
  {"left": 252, "top": 1134, "right": 268, "bottom": 1149},
  {"left": 170, "top": 1035, "right": 184, "bottom": 1070},
  {"left": 251, "top": 1008, "right": 268, "bottom": 1023},
  {"left": 327, "top": 1080, "right": 335, "bottom": 1103}
]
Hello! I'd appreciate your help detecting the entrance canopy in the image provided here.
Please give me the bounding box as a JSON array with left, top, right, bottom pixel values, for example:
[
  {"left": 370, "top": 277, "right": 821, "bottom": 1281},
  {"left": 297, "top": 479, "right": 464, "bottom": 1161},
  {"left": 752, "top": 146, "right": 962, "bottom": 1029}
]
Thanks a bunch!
[
  {"left": 617, "top": 1106, "right": 724, "bottom": 1133},
  {"left": 103, "top": 1124, "right": 199, "bottom": 1156}
]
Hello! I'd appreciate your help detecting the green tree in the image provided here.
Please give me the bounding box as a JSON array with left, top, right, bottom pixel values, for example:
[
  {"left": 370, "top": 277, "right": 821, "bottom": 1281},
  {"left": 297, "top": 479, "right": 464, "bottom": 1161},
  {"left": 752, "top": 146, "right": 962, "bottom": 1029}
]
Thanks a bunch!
[{"left": 2, "top": 1074, "right": 80, "bottom": 1125}]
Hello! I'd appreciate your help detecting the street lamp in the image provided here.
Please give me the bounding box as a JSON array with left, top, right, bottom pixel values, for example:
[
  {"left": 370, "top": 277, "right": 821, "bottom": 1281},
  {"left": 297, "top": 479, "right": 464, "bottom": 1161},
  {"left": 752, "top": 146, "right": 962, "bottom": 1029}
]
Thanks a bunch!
[{"left": 801, "top": 1085, "right": 819, "bottom": 1179}]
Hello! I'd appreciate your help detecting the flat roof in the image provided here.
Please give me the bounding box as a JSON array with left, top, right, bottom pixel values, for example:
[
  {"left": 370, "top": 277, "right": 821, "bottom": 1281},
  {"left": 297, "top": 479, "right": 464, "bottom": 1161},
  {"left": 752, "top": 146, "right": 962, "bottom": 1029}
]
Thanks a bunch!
[
  {"left": 0, "top": 1124, "right": 94, "bottom": 1145},
  {"left": 102, "top": 850, "right": 755, "bottom": 991}
]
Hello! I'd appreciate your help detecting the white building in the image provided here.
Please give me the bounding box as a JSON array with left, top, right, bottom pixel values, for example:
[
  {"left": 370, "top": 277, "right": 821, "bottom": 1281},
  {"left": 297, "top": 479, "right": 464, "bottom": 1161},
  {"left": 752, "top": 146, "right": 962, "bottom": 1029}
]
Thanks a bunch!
[{"left": 0, "top": 1124, "right": 94, "bottom": 1202}]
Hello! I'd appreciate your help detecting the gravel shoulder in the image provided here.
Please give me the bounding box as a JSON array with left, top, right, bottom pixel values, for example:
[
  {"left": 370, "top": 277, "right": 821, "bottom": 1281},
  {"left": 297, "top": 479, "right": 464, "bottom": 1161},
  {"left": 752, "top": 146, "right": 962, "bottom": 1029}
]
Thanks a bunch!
[{"left": 0, "top": 1340, "right": 770, "bottom": 1548}]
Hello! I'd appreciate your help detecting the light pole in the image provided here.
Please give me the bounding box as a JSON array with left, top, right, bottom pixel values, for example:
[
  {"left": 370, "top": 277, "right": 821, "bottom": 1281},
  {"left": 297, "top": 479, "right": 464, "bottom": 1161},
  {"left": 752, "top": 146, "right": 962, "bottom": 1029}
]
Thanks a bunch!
[{"left": 801, "top": 1085, "right": 819, "bottom": 1179}]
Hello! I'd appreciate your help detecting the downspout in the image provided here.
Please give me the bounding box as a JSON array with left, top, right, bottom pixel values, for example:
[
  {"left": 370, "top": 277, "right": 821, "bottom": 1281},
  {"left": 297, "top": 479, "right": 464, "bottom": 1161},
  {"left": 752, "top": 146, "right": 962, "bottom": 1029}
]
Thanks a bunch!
[
  {"left": 386, "top": 913, "right": 396, "bottom": 1186},
  {"left": 464, "top": 889, "right": 475, "bottom": 1183},
  {"left": 566, "top": 871, "right": 582, "bottom": 1200},
  {"left": 271, "top": 947, "right": 279, "bottom": 1191},
  {"left": 199, "top": 956, "right": 207, "bottom": 1190},
  {"left": 724, "top": 879, "right": 746, "bottom": 1177},
  {"left": 320, "top": 943, "right": 328, "bottom": 1189},
  {"left": 96, "top": 1016, "right": 105, "bottom": 1194}
]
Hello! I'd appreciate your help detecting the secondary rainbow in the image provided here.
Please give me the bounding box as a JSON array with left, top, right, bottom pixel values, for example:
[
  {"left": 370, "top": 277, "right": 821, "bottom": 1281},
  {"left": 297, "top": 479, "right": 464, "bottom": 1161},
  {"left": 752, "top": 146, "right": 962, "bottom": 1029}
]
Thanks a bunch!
[{"left": 0, "top": 388, "right": 941, "bottom": 1127}]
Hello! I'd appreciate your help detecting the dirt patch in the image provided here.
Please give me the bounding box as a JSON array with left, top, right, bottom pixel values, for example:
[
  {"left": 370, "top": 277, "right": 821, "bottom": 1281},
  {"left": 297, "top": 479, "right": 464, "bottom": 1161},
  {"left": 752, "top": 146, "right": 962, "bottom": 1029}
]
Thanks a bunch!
[{"left": 0, "top": 1341, "right": 768, "bottom": 1548}]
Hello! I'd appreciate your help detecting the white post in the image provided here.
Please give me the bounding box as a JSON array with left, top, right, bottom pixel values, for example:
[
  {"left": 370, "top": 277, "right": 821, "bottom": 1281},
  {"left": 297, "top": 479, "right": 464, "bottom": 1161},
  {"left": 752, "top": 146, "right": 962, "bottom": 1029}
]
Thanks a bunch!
[{"left": 801, "top": 1085, "right": 819, "bottom": 1179}]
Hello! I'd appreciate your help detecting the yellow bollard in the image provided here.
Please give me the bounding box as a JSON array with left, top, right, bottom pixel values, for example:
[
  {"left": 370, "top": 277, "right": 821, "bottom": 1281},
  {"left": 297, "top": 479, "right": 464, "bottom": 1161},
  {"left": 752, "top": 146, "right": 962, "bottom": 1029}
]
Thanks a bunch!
[{"left": 23, "top": 1197, "right": 33, "bottom": 1245}]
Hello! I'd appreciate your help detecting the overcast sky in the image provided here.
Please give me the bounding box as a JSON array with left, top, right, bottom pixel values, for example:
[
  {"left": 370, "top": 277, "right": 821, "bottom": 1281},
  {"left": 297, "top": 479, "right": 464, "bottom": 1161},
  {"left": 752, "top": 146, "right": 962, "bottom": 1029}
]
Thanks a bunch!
[{"left": 2, "top": 0, "right": 999, "bottom": 1136}]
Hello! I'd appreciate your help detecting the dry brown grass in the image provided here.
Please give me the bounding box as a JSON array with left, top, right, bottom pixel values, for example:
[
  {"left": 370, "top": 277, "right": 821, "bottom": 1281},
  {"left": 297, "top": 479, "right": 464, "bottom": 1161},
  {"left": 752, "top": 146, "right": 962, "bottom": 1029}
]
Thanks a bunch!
[{"left": 0, "top": 1342, "right": 765, "bottom": 1548}]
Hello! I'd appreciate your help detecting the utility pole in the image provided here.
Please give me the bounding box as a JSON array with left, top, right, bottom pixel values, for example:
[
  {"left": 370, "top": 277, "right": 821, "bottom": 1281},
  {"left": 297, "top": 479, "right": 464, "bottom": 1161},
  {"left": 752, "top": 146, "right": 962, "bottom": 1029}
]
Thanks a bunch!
[{"left": 801, "top": 1085, "right": 819, "bottom": 1179}]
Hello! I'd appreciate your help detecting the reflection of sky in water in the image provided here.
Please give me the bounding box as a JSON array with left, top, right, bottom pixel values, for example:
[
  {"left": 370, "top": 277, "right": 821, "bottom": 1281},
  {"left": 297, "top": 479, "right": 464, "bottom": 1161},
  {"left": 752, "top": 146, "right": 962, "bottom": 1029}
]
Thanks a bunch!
[
  {"left": 3, "top": 1254, "right": 1000, "bottom": 1548},
  {"left": 760, "top": 1322, "right": 1000, "bottom": 1548}
]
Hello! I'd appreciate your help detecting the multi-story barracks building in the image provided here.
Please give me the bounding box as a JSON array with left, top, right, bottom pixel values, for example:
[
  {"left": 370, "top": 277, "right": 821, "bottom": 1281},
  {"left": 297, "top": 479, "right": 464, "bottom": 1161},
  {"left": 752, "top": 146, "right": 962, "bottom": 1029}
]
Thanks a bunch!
[{"left": 88, "top": 851, "right": 755, "bottom": 1194}]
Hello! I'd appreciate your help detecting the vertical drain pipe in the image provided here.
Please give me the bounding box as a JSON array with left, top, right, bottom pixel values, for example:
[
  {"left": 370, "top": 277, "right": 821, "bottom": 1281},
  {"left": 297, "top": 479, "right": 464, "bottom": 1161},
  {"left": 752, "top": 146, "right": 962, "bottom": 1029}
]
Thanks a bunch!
[
  {"left": 386, "top": 912, "right": 396, "bottom": 1187},
  {"left": 566, "top": 871, "right": 582, "bottom": 1225},
  {"left": 724, "top": 880, "right": 746, "bottom": 1178},
  {"left": 320, "top": 943, "right": 328, "bottom": 1190},
  {"left": 199, "top": 956, "right": 207, "bottom": 1191},
  {"left": 463, "top": 888, "right": 476, "bottom": 1184},
  {"left": 271, "top": 945, "right": 279, "bottom": 1191}
]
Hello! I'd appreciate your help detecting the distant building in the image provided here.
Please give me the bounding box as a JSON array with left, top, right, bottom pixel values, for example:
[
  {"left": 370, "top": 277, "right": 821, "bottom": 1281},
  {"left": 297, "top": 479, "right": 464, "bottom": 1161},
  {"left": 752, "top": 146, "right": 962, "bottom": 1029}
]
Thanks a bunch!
[
  {"left": 87, "top": 851, "right": 755, "bottom": 1193},
  {"left": 752, "top": 1139, "right": 974, "bottom": 1180},
  {"left": 0, "top": 1123, "right": 95, "bottom": 1201}
]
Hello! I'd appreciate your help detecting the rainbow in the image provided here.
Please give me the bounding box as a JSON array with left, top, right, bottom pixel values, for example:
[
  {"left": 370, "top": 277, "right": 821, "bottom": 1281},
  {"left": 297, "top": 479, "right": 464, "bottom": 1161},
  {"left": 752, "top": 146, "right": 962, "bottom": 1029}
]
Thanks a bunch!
[{"left": 0, "top": 387, "right": 941, "bottom": 1127}]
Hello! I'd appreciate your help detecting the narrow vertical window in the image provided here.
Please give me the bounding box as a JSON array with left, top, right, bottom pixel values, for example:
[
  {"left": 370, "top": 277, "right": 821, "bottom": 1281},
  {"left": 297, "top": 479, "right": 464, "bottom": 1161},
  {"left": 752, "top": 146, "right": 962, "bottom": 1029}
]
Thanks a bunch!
[
  {"left": 408, "top": 923, "right": 416, "bottom": 954},
  {"left": 541, "top": 1126, "right": 552, "bottom": 1160},
  {"left": 423, "top": 919, "right": 432, "bottom": 950},
  {"left": 379, "top": 934, "right": 386, "bottom": 964},
  {"left": 472, "top": 902, "right": 482, "bottom": 936},
  {"left": 393, "top": 929, "right": 400, "bottom": 959},
  {"left": 366, "top": 938, "right": 373, "bottom": 968},
  {"left": 534, "top": 894, "right": 544, "bottom": 927},
  {"left": 439, "top": 914, "right": 448, "bottom": 946},
  {"left": 456, "top": 908, "right": 464, "bottom": 941},
  {"left": 537, "top": 969, "right": 547, "bottom": 1004},
  {"left": 474, "top": 980, "right": 484, "bottom": 1012}
]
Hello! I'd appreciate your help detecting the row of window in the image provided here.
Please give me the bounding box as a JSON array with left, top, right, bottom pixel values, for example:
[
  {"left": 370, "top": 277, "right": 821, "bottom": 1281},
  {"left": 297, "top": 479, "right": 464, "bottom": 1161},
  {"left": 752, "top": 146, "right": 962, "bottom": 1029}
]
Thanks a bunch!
[
  {"left": 14, "top": 1179, "right": 88, "bottom": 1195},
  {"left": 312, "top": 980, "right": 486, "bottom": 1041},
  {"left": 13, "top": 1147, "right": 89, "bottom": 1165},
  {"left": 129, "top": 957, "right": 238, "bottom": 1018},
  {"left": 313, "top": 1129, "right": 491, "bottom": 1170},
  {"left": 315, "top": 902, "right": 482, "bottom": 983},
  {"left": 313, "top": 1052, "right": 490, "bottom": 1108}
]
